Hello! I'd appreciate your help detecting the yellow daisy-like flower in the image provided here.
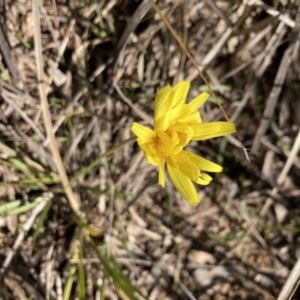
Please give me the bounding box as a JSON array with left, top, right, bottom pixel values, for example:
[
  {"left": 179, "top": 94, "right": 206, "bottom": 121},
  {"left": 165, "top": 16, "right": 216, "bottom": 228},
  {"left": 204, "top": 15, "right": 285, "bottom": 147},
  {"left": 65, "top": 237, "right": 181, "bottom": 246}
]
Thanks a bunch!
[{"left": 131, "top": 81, "right": 236, "bottom": 205}]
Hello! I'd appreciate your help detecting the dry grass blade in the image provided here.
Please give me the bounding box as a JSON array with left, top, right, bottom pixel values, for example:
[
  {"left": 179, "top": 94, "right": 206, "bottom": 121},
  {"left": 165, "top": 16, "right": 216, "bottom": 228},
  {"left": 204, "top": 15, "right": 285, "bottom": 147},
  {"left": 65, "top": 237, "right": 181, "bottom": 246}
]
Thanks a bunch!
[
  {"left": 230, "top": 128, "right": 300, "bottom": 266},
  {"left": 277, "top": 130, "right": 300, "bottom": 299},
  {"left": 112, "top": 0, "right": 151, "bottom": 77},
  {"left": 231, "top": 18, "right": 287, "bottom": 122},
  {"left": 32, "top": 0, "right": 83, "bottom": 220},
  {"left": 227, "top": 129, "right": 300, "bottom": 259},
  {"left": 0, "top": 192, "right": 53, "bottom": 279},
  {"left": 278, "top": 251, "right": 300, "bottom": 300},
  {"left": 187, "top": 3, "right": 246, "bottom": 81},
  {"left": 250, "top": 44, "right": 293, "bottom": 154},
  {"left": 204, "top": 0, "right": 233, "bottom": 27},
  {"left": 277, "top": 129, "right": 300, "bottom": 190},
  {"left": 258, "top": 0, "right": 295, "bottom": 28},
  {"left": 113, "top": 81, "right": 152, "bottom": 124},
  {"left": 0, "top": 6, "right": 19, "bottom": 83},
  {"left": 0, "top": 87, "right": 45, "bottom": 141},
  {"left": 239, "top": 203, "right": 282, "bottom": 267}
]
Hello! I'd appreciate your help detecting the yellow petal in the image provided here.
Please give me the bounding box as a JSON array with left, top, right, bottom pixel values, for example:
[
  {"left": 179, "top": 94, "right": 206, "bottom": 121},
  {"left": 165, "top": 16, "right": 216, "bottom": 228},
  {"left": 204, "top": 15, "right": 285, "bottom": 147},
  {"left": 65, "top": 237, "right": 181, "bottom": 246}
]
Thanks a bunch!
[
  {"left": 188, "top": 92, "right": 209, "bottom": 111},
  {"left": 168, "top": 124, "right": 194, "bottom": 146},
  {"left": 139, "top": 142, "right": 160, "bottom": 165},
  {"left": 131, "top": 123, "right": 155, "bottom": 143},
  {"left": 154, "top": 82, "right": 192, "bottom": 131},
  {"left": 154, "top": 114, "right": 171, "bottom": 132},
  {"left": 168, "top": 104, "right": 193, "bottom": 121},
  {"left": 167, "top": 152, "right": 212, "bottom": 185},
  {"left": 195, "top": 172, "right": 213, "bottom": 185},
  {"left": 169, "top": 123, "right": 194, "bottom": 136},
  {"left": 170, "top": 81, "right": 190, "bottom": 107},
  {"left": 156, "top": 104, "right": 193, "bottom": 132},
  {"left": 157, "top": 131, "right": 173, "bottom": 148},
  {"left": 167, "top": 163, "right": 200, "bottom": 205},
  {"left": 191, "top": 122, "right": 236, "bottom": 140},
  {"left": 154, "top": 85, "right": 172, "bottom": 123},
  {"left": 176, "top": 111, "right": 202, "bottom": 125},
  {"left": 181, "top": 150, "right": 223, "bottom": 172}
]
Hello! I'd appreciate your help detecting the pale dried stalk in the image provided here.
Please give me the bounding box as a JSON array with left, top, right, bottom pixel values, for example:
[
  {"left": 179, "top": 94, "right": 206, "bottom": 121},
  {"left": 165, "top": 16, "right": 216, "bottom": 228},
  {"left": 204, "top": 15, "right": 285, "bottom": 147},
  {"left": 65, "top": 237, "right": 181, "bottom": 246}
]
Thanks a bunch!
[{"left": 32, "top": 0, "right": 84, "bottom": 220}]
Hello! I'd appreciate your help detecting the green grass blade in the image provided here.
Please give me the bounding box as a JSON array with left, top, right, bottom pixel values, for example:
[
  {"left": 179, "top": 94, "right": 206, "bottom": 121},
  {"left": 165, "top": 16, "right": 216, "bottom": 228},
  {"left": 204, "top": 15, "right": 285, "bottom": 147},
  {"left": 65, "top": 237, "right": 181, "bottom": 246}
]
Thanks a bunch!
[
  {"left": 9, "top": 201, "right": 40, "bottom": 216},
  {"left": 0, "top": 200, "right": 22, "bottom": 214},
  {"left": 90, "top": 239, "right": 146, "bottom": 300},
  {"left": 78, "top": 228, "right": 86, "bottom": 300},
  {"left": 32, "top": 200, "right": 52, "bottom": 245}
]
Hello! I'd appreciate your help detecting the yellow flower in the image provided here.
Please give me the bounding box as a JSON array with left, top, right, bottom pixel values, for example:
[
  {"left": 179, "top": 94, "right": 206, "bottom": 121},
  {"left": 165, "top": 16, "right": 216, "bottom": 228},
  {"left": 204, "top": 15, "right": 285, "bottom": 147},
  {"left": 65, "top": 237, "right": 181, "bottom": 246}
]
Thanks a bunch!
[{"left": 131, "top": 81, "right": 236, "bottom": 205}]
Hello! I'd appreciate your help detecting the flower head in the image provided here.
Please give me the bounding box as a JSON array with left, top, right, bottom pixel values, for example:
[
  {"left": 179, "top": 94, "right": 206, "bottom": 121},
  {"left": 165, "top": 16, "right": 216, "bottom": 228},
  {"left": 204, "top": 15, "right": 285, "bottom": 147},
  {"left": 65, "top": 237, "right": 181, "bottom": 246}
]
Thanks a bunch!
[{"left": 131, "top": 81, "right": 236, "bottom": 205}]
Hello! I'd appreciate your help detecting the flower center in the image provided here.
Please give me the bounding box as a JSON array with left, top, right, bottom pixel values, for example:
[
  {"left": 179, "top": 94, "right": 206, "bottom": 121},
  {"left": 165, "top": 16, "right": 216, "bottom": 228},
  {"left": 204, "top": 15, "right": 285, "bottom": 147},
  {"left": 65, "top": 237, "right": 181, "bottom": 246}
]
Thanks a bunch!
[{"left": 155, "top": 125, "right": 193, "bottom": 157}]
